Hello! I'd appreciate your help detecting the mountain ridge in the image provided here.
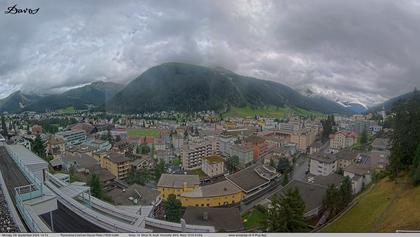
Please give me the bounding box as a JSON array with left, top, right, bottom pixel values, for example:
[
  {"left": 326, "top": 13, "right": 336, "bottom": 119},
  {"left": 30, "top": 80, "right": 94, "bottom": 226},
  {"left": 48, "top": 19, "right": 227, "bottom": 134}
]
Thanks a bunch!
[{"left": 106, "top": 62, "right": 354, "bottom": 114}]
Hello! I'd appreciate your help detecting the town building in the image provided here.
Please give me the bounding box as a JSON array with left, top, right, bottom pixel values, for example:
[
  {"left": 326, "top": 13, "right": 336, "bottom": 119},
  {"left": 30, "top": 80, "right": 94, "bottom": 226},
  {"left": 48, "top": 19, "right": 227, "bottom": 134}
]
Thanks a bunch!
[
  {"left": 228, "top": 144, "right": 253, "bottom": 169},
  {"left": 343, "top": 164, "right": 373, "bottom": 193},
  {"left": 83, "top": 139, "right": 111, "bottom": 152},
  {"left": 181, "top": 139, "right": 218, "bottom": 170},
  {"left": 157, "top": 174, "right": 200, "bottom": 200},
  {"left": 226, "top": 164, "right": 279, "bottom": 198},
  {"left": 183, "top": 207, "right": 244, "bottom": 232},
  {"left": 56, "top": 129, "right": 87, "bottom": 146},
  {"left": 309, "top": 153, "right": 338, "bottom": 176},
  {"left": 329, "top": 131, "right": 357, "bottom": 150},
  {"left": 243, "top": 135, "right": 270, "bottom": 161},
  {"left": 100, "top": 152, "right": 131, "bottom": 179},
  {"left": 47, "top": 136, "right": 66, "bottom": 157},
  {"left": 180, "top": 180, "right": 244, "bottom": 207},
  {"left": 201, "top": 155, "right": 225, "bottom": 177}
]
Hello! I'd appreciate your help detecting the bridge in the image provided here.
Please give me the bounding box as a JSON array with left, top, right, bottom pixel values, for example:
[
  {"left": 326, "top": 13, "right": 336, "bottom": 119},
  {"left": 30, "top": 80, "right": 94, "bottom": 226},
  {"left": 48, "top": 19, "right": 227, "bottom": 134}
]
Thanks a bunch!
[{"left": 0, "top": 144, "right": 215, "bottom": 233}]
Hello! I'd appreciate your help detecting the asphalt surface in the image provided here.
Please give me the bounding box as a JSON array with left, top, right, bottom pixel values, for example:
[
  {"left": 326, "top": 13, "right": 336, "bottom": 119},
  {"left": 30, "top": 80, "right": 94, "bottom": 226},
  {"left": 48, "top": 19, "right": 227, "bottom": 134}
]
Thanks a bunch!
[
  {"left": 40, "top": 201, "right": 106, "bottom": 233},
  {"left": 292, "top": 155, "right": 309, "bottom": 181}
]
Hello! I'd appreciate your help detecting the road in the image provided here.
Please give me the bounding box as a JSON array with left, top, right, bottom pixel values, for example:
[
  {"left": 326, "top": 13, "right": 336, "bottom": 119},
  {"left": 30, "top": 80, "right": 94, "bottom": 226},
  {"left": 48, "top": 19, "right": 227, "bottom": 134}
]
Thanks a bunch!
[
  {"left": 40, "top": 202, "right": 106, "bottom": 233},
  {"left": 292, "top": 154, "right": 309, "bottom": 181}
]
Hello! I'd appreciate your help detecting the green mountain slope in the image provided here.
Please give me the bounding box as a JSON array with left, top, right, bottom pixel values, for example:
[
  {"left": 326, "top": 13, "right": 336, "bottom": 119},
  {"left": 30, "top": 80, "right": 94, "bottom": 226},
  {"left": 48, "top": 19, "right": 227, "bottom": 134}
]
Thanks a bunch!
[
  {"left": 106, "top": 62, "right": 353, "bottom": 114},
  {"left": 0, "top": 81, "right": 123, "bottom": 113},
  {"left": 368, "top": 90, "right": 419, "bottom": 112},
  {"left": 0, "top": 91, "right": 41, "bottom": 113}
]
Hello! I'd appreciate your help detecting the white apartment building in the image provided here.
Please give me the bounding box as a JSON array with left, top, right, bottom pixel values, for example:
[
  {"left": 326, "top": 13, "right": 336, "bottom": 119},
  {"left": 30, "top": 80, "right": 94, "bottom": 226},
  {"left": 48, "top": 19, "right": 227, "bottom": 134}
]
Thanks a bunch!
[
  {"left": 56, "top": 129, "right": 87, "bottom": 146},
  {"left": 309, "top": 153, "right": 338, "bottom": 176},
  {"left": 218, "top": 135, "right": 235, "bottom": 157},
  {"left": 181, "top": 139, "right": 218, "bottom": 170}
]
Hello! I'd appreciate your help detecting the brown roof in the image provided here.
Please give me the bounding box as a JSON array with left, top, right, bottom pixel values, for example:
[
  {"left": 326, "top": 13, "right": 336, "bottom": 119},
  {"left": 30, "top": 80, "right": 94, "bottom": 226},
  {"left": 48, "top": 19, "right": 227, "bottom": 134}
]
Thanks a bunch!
[
  {"left": 106, "top": 152, "right": 130, "bottom": 163},
  {"left": 244, "top": 135, "right": 265, "bottom": 144},
  {"left": 157, "top": 174, "right": 200, "bottom": 188},
  {"left": 181, "top": 180, "right": 241, "bottom": 198},
  {"left": 344, "top": 164, "right": 372, "bottom": 176},
  {"left": 183, "top": 207, "right": 244, "bottom": 232},
  {"left": 226, "top": 164, "right": 276, "bottom": 193}
]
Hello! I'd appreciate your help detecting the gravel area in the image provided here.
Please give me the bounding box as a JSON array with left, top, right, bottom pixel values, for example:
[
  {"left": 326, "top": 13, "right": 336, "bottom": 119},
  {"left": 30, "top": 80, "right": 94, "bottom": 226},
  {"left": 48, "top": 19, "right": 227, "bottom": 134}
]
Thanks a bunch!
[{"left": 0, "top": 189, "right": 18, "bottom": 232}]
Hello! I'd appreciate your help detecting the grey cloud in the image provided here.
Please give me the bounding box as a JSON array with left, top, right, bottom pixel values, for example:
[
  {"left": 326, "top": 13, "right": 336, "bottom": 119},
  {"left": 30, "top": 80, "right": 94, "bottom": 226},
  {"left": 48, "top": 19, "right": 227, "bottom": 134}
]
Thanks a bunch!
[{"left": 0, "top": 0, "right": 419, "bottom": 106}]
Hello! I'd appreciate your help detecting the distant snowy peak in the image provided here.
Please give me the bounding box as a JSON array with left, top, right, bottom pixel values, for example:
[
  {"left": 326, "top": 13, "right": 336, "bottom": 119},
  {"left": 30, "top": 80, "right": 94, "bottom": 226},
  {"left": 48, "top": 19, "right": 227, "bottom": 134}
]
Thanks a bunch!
[{"left": 336, "top": 101, "right": 368, "bottom": 114}]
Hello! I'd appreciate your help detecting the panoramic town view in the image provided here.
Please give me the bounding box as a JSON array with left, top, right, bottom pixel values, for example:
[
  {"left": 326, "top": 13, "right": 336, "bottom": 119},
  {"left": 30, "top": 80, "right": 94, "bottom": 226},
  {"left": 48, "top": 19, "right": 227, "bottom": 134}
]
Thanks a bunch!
[{"left": 1, "top": 0, "right": 420, "bottom": 235}]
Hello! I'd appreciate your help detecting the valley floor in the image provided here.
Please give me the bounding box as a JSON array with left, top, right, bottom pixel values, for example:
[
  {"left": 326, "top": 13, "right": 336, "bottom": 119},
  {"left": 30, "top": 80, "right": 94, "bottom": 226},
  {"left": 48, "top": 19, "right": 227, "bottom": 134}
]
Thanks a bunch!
[{"left": 323, "top": 174, "right": 420, "bottom": 232}]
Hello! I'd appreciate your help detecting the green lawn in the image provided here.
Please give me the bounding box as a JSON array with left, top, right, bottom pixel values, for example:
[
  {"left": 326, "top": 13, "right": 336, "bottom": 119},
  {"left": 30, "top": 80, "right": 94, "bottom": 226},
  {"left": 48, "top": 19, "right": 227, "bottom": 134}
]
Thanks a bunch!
[
  {"left": 323, "top": 175, "right": 419, "bottom": 232},
  {"left": 222, "top": 106, "right": 323, "bottom": 119},
  {"left": 127, "top": 128, "right": 160, "bottom": 137},
  {"left": 57, "top": 106, "right": 76, "bottom": 114},
  {"left": 242, "top": 209, "right": 265, "bottom": 230}
]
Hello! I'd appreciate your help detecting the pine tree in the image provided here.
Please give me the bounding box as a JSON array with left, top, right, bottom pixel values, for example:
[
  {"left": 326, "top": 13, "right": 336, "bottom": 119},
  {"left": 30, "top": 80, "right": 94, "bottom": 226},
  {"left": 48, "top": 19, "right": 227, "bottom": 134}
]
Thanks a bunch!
[
  {"left": 226, "top": 155, "right": 239, "bottom": 173},
  {"left": 164, "top": 194, "right": 182, "bottom": 222},
  {"left": 32, "top": 134, "right": 46, "bottom": 159},
  {"left": 411, "top": 143, "right": 420, "bottom": 185},
  {"left": 262, "top": 189, "right": 309, "bottom": 232},
  {"left": 89, "top": 174, "right": 103, "bottom": 198},
  {"left": 338, "top": 176, "right": 353, "bottom": 210},
  {"left": 359, "top": 128, "right": 368, "bottom": 145}
]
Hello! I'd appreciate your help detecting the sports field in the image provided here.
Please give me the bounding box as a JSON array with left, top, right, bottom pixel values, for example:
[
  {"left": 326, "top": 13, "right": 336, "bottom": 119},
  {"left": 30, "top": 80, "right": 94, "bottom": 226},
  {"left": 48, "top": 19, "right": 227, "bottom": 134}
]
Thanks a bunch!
[{"left": 127, "top": 128, "right": 160, "bottom": 137}]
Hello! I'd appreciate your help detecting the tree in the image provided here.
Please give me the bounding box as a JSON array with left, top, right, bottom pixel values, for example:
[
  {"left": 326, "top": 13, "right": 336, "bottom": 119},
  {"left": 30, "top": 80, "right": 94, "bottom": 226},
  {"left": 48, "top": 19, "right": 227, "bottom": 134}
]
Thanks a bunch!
[
  {"left": 359, "top": 128, "right": 368, "bottom": 145},
  {"left": 89, "top": 173, "right": 103, "bottom": 198},
  {"left": 32, "top": 134, "right": 46, "bottom": 159},
  {"left": 338, "top": 176, "right": 353, "bottom": 209},
  {"left": 154, "top": 160, "right": 166, "bottom": 181},
  {"left": 127, "top": 169, "right": 150, "bottom": 185},
  {"left": 282, "top": 172, "right": 289, "bottom": 186},
  {"left": 226, "top": 155, "right": 239, "bottom": 173},
  {"left": 164, "top": 194, "right": 182, "bottom": 222},
  {"left": 1, "top": 114, "right": 8, "bottom": 138},
  {"left": 411, "top": 143, "right": 420, "bottom": 185},
  {"left": 140, "top": 144, "right": 150, "bottom": 154},
  {"left": 388, "top": 92, "right": 420, "bottom": 177},
  {"left": 321, "top": 115, "right": 335, "bottom": 142},
  {"left": 323, "top": 184, "right": 340, "bottom": 215},
  {"left": 277, "top": 159, "right": 291, "bottom": 174},
  {"left": 323, "top": 176, "right": 353, "bottom": 217},
  {"left": 115, "top": 135, "right": 121, "bottom": 143},
  {"left": 262, "top": 189, "right": 309, "bottom": 232}
]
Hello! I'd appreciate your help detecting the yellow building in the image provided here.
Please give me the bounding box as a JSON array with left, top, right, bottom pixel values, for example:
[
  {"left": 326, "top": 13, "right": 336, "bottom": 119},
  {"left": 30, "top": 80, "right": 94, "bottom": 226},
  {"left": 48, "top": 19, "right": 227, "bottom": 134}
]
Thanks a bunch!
[
  {"left": 99, "top": 152, "right": 131, "bottom": 180},
  {"left": 180, "top": 180, "right": 244, "bottom": 207},
  {"left": 201, "top": 155, "right": 225, "bottom": 177},
  {"left": 157, "top": 174, "right": 200, "bottom": 199}
]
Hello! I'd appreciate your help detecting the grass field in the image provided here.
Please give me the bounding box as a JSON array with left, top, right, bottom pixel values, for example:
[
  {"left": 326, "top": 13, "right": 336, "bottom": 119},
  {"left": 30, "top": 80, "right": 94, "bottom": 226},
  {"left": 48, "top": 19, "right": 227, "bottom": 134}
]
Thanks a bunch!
[
  {"left": 242, "top": 209, "right": 265, "bottom": 230},
  {"left": 323, "top": 174, "right": 420, "bottom": 232},
  {"left": 57, "top": 106, "right": 76, "bottom": 114},
  {"left": 222, "top": 106, "right": 323, "bottom": 119},
  {"left": 127, "top": 128, "right": 160, "bottom": 137}
]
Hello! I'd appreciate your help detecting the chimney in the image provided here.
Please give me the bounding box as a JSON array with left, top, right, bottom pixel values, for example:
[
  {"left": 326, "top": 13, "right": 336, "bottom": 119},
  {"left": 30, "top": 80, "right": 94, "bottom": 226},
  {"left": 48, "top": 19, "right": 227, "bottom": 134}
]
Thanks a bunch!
[{"left": 202, "top": 212, "right": 208, "bottom": 221}]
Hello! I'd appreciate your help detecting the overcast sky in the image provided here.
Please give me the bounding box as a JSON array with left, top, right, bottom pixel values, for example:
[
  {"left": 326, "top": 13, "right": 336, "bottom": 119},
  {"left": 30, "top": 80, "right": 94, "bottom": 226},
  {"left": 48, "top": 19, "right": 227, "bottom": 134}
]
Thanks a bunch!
[{"left": 1, "top": 0, "right": 420, "bottom": 106}]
